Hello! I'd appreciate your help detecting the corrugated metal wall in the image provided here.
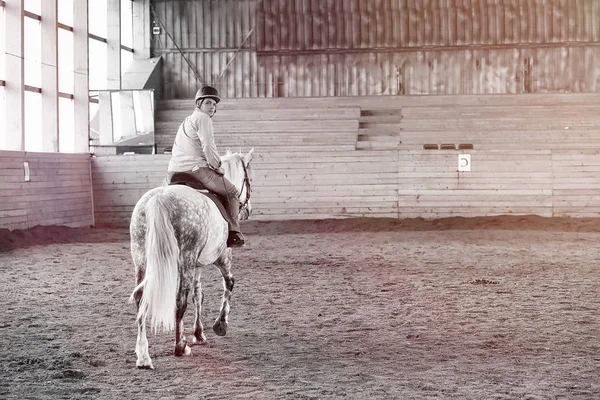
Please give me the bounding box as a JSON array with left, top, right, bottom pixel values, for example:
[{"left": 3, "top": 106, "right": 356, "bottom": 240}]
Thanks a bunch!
[
  {"left": 152, "top": 0, "right": 600, "bottom": 99},
  {"left": 152, "top": 0, "right": 259, "bottom": 99}
]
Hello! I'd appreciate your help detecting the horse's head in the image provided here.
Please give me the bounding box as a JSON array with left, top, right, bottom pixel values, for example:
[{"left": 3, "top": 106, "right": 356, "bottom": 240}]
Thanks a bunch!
[{"left": 221, "top": 148, "right": 254, "bottom": 220}]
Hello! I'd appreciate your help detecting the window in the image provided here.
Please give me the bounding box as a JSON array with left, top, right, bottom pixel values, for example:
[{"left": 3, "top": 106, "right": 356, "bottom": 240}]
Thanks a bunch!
[
  {"left": 110, "top": 91, "right": 123, "bottom": 141},
  {"left": 0, "top": 5, "right": 5, "bottom": 82},
  {"left": 89, "top": 0, "right": 107, "bottom": 38},
  {"left": 0, "top": 0, "right": 134, "bottom": 153},
  {"left": 58, "top": 0, "right": 73, "bottom": 27},
  {"left": 58, "top": 28, "right": 74, "bottom": 94},
  {"left": 121, "top": 0, "right": 134, "bottom": 74},
  {"left": 24, "top": 16, "right": 42, "bottom": 89},
  {"left": 24, "top": 91, "right": 42, "bottom": 152},
  {"left": 89, "top": 100, "right": 100, "bottom": 143},
  {"left": 88, "top": 0, "right": 109, "bottom": 92},
  {"left": 0, "top": 87, "right": 5, "bottom": 150},
  {"left": 121, "top": 0, "right": 132, "bottom": 49},
  {"left": 89, "top": 39, "right": 107, "bottom": 90},
  {"left": 121, "top": 48, "right": 133, "bottom": 77},
  {"left": 59, "top": 97, "right": 75, "bottom": 152},
  {"left": 133, "top": 90, "right": 152, "bottom": 134},
  {"left": 24, "top": 0, "right": 41, "bottom": 15}
]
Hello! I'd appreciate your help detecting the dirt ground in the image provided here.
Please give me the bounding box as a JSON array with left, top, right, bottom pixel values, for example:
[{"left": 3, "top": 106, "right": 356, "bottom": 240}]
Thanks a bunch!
[{"left": 1, "top": 216, "right": 600, "bottom": 399}]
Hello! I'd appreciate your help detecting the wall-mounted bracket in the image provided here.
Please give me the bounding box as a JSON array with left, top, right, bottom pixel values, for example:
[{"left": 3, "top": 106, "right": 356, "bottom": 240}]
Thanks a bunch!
[{"left": 458, "top": 154, "right": 471, "bottom": 172}]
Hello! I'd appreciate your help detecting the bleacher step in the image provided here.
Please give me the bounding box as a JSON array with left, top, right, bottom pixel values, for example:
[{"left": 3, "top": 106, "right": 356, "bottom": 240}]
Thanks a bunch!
[
  {"left": 358, "top": 127, "right": 400, "bottom": 137},
  {"left": 359, "top": 115, "right": 402, "bottom": 124},
  {"left": 356, "top": 141, "right": 401, "bottom": 150}
]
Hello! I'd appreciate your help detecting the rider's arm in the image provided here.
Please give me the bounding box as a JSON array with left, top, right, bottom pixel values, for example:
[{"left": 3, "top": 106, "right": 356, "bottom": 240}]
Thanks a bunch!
[{"left": 196, "top": 114, "right": 221, "bottom": 169}]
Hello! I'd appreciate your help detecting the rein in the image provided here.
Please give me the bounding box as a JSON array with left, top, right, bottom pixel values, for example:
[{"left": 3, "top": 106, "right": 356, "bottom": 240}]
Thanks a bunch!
[
  {"left": 220, "top": 158, "right": 252, "bottom": 214},
  {"left": 238, "top": 160, "right": 252, "bottom": 211}
]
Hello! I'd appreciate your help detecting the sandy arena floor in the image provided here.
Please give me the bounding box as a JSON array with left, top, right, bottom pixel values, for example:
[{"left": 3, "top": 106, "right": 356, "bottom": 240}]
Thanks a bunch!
[{"left": 1, "top": 216, "right": 600, "bottom": 399}]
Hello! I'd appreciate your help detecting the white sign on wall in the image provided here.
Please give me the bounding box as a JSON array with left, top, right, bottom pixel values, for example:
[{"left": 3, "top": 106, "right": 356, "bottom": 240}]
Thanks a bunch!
[{"left": 458, "top": 154, "right": 471, "bottom": 172}]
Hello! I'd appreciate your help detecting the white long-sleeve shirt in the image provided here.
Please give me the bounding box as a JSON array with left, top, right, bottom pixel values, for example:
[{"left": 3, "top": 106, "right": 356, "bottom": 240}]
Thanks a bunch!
[{"left": 167, "top": 109, "right": 221, "bottom": 172}]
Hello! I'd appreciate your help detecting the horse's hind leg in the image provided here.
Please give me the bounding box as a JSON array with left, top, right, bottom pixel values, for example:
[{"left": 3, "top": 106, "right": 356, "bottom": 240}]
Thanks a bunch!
[
  {"left": 133, "top": 270, "right": 154, "bottom": 369},
  {"left": 174, "top": 284, "right": 192, "bottom": 356},
  {"left": 192, "top": 272, "right": 207, "bottom": 345},
  {"left": 213, "top": 248, "right": 235, "bottom": 336}
]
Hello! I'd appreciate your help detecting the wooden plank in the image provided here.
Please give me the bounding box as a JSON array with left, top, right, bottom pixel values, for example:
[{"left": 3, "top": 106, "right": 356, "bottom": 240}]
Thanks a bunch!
[
  {"left": 158, "top": 108, "right": 362, "bottom": 121},
  {"left": 159, "top": 93, "right": 600, "bottom": 110},
  {"left": 396, "top": 210, "right": 553, "bottom": 219},
  {"left": 254, "top": 189, "right": 399, "bottom": 197},
  {"left": 0, "top": 185, "right": 92, "bottom": 197},
  {"left": 0, "top": 215, "right": 30, "bottom": 226},
  {"left": 250, "top": 205, "right": 397, "bottom": 213},
  {"left": 1, "top": 191, "right": 92, "bottom": 204},
  {"left": 0, "top": 209, "right": 27, "bottom": 218},
  {"left": 157, "top": 125, "right": 358, "bottom": 135}
]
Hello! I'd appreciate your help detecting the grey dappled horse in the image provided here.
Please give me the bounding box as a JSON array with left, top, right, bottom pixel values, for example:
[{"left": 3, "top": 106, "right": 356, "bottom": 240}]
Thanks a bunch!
[{"left": 129, "top": 149, "right": 254, "bottom": 369}]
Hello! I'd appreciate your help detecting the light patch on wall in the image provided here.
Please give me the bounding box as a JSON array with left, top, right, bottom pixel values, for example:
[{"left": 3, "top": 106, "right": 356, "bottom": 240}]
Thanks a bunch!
[{"left": 23, "top": 161, "right": 30, "bottom": 182}]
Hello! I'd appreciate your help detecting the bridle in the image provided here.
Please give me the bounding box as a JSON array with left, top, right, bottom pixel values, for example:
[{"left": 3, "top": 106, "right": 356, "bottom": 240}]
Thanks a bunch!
[
  {"left": 218, "top": 155, "right": 252, "bottom": 218},
  {"left": 238, "top": 160, "right": 252, "bottom": 212}
]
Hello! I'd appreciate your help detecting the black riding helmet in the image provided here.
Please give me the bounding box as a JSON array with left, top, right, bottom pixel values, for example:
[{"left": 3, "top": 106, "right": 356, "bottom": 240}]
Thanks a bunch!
[{"left": 195, "top": 85, "right": 220, "bottom": 105}]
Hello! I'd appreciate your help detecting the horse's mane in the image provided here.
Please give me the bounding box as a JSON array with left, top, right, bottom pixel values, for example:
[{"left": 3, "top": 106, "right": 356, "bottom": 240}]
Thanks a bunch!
[
  {"left": 222, "top": 148, "right": 241, "bottom": 160},
  {"left": 220, "top": 149, "right": 246, "bottom": 177},
  {"left": 221, "top": 149, "right": 253, "bottom": 185}
]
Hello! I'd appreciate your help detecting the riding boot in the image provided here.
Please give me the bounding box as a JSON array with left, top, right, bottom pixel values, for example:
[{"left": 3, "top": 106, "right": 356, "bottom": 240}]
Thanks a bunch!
[
  {"left": 225, "top": 195, "right": 245, "bottom": 247},
  {"left": 227, "top": 231, "right": 245, "bottom": 247}
]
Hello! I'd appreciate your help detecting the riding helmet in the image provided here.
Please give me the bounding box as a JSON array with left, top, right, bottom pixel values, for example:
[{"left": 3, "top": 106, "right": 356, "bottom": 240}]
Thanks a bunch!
[{"left": 195, "top": 85, "right": 220, "bottom": 104}]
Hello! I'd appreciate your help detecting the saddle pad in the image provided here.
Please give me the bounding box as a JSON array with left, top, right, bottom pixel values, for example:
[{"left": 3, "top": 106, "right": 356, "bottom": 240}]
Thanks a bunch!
[{"left": 168, "top": 173, "right": 230, "bottom": 222}]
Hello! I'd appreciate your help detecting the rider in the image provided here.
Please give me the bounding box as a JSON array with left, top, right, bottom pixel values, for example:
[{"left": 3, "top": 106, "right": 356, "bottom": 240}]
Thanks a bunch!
[{"left": 166, "top": 85, "right": 245, "bottom": 247}]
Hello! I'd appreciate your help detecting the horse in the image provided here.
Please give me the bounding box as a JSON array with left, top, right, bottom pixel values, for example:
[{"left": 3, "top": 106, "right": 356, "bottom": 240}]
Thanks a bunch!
[{"left": 128, "top": 148, "right": 254, "bottom": 369}]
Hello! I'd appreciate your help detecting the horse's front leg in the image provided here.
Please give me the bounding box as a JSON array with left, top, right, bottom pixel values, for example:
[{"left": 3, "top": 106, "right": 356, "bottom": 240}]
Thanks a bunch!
[
  {"left": 174, "top": 286, "right": 192, "bottom": 356},
  {"left": 192, "top": 272, "right": 207, "bottom": 345},
  {"left": 213, "top": 248, "right": 235, "bottom": 336}
]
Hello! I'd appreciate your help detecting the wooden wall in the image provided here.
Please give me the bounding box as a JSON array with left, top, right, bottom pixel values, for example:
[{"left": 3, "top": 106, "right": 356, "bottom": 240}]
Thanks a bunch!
[
  {"left": 0, "top": 151, "right": 94, "bottom": 230},
  {"left": 398, "top": 148, "right": 600, "bottom": 219},
  {"left": 92, "top": 93, "right": 600, "bottom": 227},
  {"left": 152, "top": 0, "right": 600, "bottom": 99},
  {"left": 91, "top": 149, "right": 398, "bottom": 227},
  {"left": 91, "top": 154, "right": 168, "bottom": 228}
]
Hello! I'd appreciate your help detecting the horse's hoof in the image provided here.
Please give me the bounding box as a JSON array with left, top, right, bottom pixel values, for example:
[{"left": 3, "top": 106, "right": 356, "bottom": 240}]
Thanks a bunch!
[
  {"left": 174, "top": 344, "right": 192, "bottom": 357},
  {"left": 192, "top": 334, "right": 207, "bottom": 345},
  {"left": 213, "top": 320, "right": 228, "bottom": 336},
  {"left": 136, "top": 360, "right": 154, "bottom": 370}
]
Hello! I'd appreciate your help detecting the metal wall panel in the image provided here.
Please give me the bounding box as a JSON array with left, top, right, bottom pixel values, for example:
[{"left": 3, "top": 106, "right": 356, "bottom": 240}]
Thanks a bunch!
[
  {"left": 256, "top": 0, "right": 599, "bottom": 50},
  {"left": 152, "top": 0, "right": 600, "bottom": 99}
]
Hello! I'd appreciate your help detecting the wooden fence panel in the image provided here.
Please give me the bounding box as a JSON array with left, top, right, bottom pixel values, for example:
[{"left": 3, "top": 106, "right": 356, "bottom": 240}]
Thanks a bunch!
[{"left": 0, "top": 152, "right": 94, "bottom": 230}]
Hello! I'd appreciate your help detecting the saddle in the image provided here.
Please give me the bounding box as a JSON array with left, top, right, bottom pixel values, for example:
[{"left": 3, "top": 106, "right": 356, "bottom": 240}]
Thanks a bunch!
[{"left": 168, "top": 172, "right": 230, "bottom": 222}]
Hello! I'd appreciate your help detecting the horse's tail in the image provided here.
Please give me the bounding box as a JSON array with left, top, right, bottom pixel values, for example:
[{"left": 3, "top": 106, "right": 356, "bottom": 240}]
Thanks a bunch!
[{"left": 131, "top": 191, "right": 179, "bottom": 333}]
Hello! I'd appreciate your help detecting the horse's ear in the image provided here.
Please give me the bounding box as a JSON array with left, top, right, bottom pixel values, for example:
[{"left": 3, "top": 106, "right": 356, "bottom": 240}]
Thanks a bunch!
[
  {"left": 243, "top": 148, "right": 254, "bottom": 165},
  {"left": 225, "top": 148, "right": 232, "bottom": 155}
]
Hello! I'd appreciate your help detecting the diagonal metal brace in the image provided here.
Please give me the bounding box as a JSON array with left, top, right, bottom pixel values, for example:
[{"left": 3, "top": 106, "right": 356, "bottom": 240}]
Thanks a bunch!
[
  {"left": 217, "top": 29, "right": 254, "bottom": 83},
  {"left": 150, "top": 3, "right": 206, "bottom": 85}
]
